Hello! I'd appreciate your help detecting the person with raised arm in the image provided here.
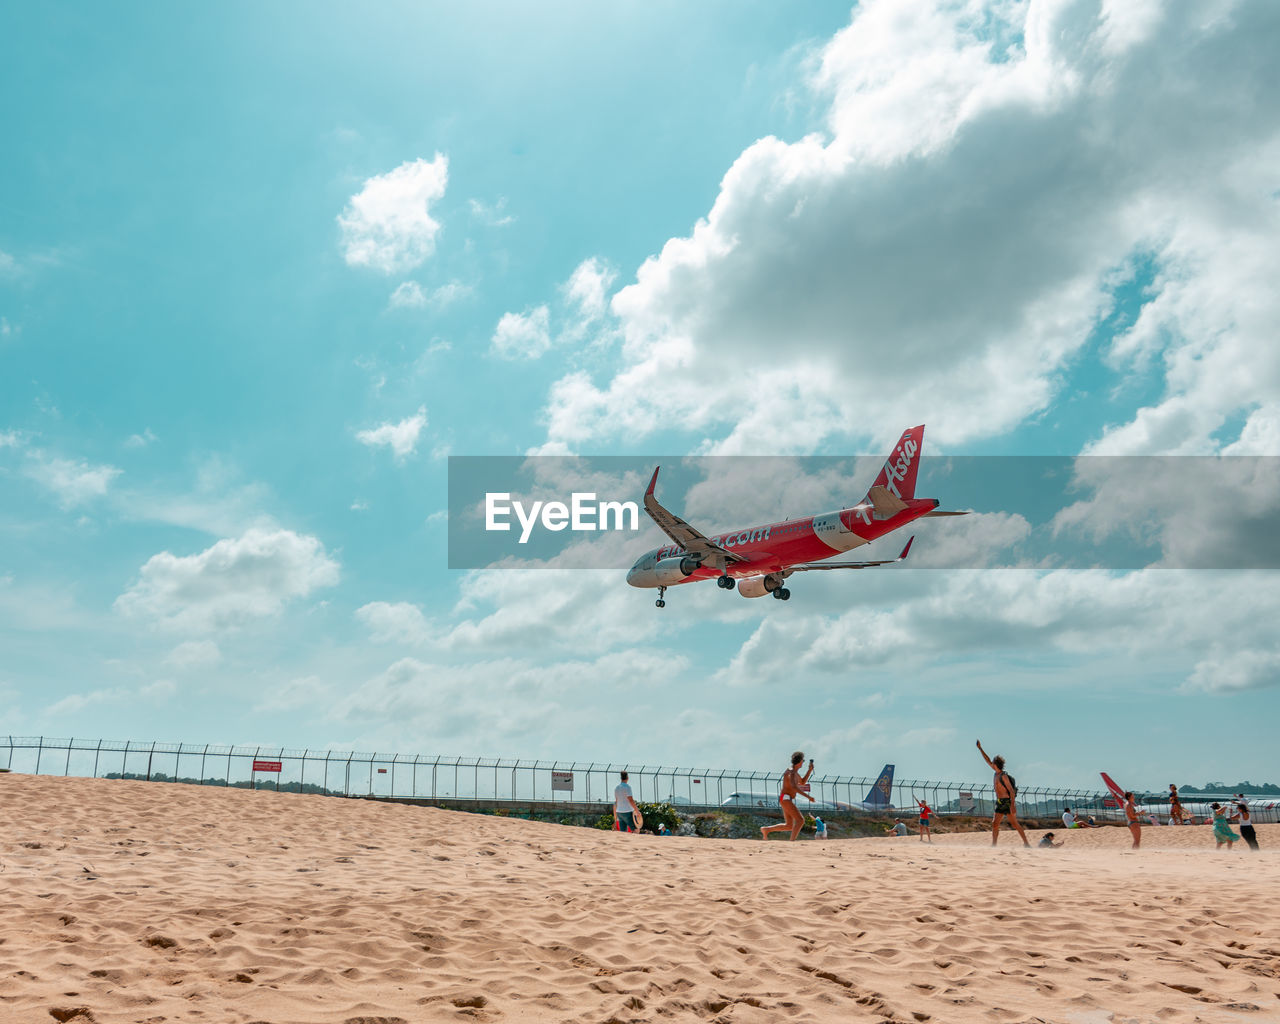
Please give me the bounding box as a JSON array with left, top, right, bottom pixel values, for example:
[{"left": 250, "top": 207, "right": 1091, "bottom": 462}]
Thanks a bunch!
[
  {"left": 976, "top": 740, "right": 1029, "bottom": 847},
  {"left": 916, "top": 798, "right": 933, "bottom": 842}
]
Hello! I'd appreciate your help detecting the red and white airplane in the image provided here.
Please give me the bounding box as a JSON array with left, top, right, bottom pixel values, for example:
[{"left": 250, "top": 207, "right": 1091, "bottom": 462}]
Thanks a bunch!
[{"left": 626, "top": 425, "right": 965, "bottom": 607}]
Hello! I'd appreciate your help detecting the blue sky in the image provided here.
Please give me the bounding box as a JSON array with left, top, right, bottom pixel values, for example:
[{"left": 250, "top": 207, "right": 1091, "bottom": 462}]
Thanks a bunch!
[{"left": 3, "top": 0, "right": 1279, "bottom": 792}]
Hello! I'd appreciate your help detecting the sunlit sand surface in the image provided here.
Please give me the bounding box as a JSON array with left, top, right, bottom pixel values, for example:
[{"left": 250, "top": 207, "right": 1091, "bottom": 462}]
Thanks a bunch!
[{"left": 2, "top": 775, "right": 1277, "bottom": 1023}]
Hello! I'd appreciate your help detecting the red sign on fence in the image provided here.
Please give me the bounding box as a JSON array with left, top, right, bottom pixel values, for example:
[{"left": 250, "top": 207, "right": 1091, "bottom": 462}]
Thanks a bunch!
[{"left": 252, "top": 760, "right": 282, "bottom": 773}]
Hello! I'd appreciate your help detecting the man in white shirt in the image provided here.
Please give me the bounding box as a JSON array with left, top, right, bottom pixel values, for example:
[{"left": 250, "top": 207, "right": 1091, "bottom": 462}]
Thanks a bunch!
[
  {"left": 1062, "top": 806, "right": 1097, "bottom": 828},
  {"left": 613, "top": 771, "right": 640, "bottom": 832}
]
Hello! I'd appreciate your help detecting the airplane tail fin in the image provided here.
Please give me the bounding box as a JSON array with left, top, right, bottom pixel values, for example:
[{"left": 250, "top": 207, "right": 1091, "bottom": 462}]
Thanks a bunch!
[
  {"left": 863, "top": 764, "right": 895, "bottom": 808},
  {"left": 1100, "top": 771, "right": 1126, "bottom": 803},
  {"left": 866, "top": 426, "right": 924, "bottom": 514}
]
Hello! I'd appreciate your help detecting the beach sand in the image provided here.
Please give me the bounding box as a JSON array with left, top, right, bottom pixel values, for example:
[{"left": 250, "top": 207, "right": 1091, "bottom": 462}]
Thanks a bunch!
[{"left": 2, "top": 775, "right": 1277, "bottom": 1024}]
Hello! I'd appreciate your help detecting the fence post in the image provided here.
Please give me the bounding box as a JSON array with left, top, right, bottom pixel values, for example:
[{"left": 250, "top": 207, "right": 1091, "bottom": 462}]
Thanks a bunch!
[
  {"left": 200, "top": 744, "right": 208, "bottom": 785},
  {"left": 35, "top": 736, "right": 44, "bottom": 775},
  {"left": 93, "top": 738, "right": 102, "bottom": 779}
]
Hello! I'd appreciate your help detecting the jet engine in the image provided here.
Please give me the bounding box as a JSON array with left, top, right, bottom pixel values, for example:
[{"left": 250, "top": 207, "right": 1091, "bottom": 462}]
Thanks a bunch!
[
  {"left": 737, "top": 574, "right": 782, "bottom": 598},
  {"left": 652, "top": 555, "right": 702, "bottom": 585}
]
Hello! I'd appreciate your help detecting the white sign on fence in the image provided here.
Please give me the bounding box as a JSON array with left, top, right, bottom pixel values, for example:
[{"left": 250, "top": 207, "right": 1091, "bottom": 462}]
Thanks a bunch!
[
  {"left": 959, "top": 791, "right": 975, "bottom": 811},
  {"left": 551, "top": 771, "right": 574, "bottom": 792}
]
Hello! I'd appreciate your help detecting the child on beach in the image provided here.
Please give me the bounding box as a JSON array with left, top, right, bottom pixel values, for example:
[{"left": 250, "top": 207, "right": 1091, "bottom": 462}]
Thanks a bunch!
[
  {"left": 1210, "top": 802, "right": 1240, "bottom": 850},
  {"left": 1038, "top": 832, "right": 1064, "bottom": 848},
  {"left": 916, "top": 799, "right": 933, "bottom": 842}
]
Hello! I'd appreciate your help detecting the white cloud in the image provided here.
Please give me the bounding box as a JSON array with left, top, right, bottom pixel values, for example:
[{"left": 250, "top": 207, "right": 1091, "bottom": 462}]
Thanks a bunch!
[
  {"left": 331, "top": 647, "right": 686, "bottom": 752},
  {"left": 0, "top": 430, "right": 22, "bottom": 448},
  {"left": 1052, "top": 456, "right": 1280, "bottom": 569},
  {"left": 490, "top": 305, "right": 551, "bottom": 360},
  {"left": 535, "top": 0, "right": 1280, "bottom": 455},
  {"left": 139, "top": 679, "right": 176, "bottom": 701},
  {"left": 45, "top": 687, "right": 131, "bottom": 715},
  {"left": 338, "top": 155, "right": 449, "bottom": 274},
  {"left": 1188, "top": 650, "right": 1280, "bottom": 695},
  {"left": 165, "top": 640, "right": 222, "bottom": 671},
  {"left": 356, "top": 601, "right": 432, "bottom": 646},
  {"left": 356, "top": 406, "right": 427, "bottom": 461},
  {"left": 468, "top": 197, "right": 514, "bottom": 226},
  {"left": 114, "top": 527, "right": 340, "bottom": 633},
  {"left": 562, "top": 257, "right": 616, "bottom": 322},
  {"left": 113, "top": 455, "right": 274, "bottom": 537},
  {"left": 45, "top": 679, "right": 175, "bottom": 716},
  {"left": 254, "top": 675, "right": 329, "bottom": 713},
  {"left": 388, "top": 281, "right": 427, "bottom": 308},
  {"left": 25, "top": 453, "right": 122, "bottom": 507},
  {"left": 124, "top": 428, "right": 157, "bottom": 448},
  {"left": 715, "top": 567, "right": 1280, "bottom": 695},
  {"left": 389, "top": 279, "right": 473, "bottom": 310}
]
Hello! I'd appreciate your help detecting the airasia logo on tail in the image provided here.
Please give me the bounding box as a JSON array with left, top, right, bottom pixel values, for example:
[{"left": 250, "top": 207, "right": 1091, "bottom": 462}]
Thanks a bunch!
[{"left": 881, "top": 433, "right": 919, "bottom": 498}]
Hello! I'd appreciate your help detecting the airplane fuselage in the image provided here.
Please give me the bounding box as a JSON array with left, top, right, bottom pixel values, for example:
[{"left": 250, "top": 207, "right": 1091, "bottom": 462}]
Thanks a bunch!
[{"left": 626, "top": 497, "right": 939, "bottom": 588}]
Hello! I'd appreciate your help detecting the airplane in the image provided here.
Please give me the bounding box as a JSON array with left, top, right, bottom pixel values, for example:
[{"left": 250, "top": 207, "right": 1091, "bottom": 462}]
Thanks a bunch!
[
  {"left": 720, "top": 764, "right": 897, "bottom": 813},
  {"left": 626, "top": 424, "right": 965, "bottom": 606}
]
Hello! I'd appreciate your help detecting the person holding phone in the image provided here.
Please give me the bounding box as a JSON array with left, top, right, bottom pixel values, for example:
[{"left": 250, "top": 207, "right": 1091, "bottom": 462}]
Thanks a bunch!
[{"left": 761, "top": 751, "right": 815, "bottom": 842}]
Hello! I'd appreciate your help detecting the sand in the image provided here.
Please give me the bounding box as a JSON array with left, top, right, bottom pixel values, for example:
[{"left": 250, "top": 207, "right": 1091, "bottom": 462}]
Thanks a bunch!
[{"left": 2, "top": 775, "right": 1277, "bottom": 1024}]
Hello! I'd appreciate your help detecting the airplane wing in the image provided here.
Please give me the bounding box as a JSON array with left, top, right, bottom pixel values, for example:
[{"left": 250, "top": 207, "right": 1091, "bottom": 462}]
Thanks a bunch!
[
  {"left": 643, "top": 467, "right": 750, "bottom": 565},
  {"left": 783, "top": 536, "right": 915, "bottom": 574}
]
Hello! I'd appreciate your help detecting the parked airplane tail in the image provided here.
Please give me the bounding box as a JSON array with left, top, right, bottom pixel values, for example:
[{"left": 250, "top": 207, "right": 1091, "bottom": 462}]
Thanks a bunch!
[
  {"left": 863, "top": 763, "right": 895, "bottom": 808},
  {"left": 867, "top": 425, "right": 924, "bottom": 514}
]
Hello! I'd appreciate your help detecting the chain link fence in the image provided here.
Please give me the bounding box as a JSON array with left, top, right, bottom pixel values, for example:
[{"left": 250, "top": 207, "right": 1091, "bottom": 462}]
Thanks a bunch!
[{"left": 4, "top": 735, "right": 1274, "bottom": 823}]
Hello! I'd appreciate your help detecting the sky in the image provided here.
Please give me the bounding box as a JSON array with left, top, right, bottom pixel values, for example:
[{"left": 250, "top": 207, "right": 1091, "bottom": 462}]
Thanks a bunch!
[{"left": 2, "top": 0, "right": 1279, "bottom": 793}]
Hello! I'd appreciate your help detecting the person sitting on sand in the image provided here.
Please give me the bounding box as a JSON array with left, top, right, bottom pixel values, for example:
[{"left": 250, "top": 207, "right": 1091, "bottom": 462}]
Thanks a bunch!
[
  {"left": 1124, "top": 792, "right": 1142, "bottom": 849},
  {"left": 885, "top": 819, "right": 908, "bottom": 837},
  {"left": 1038, "top": 832, "right": 1064, "bottom": 848},
  {"left": 813, "top": 816, "right": 827, "bottom": 840},
  {"left": 761, "top": 752, "right": 815, "bottom": 842},
  {"left": 1211, "top": 802, "right": 1240, "bottom": 850},
  {"left": 976, "top": 740, "right": 1030, "bottom": 847},
  {"left": 1062, "top": 807, "right": 1097, "bottom": 829}
]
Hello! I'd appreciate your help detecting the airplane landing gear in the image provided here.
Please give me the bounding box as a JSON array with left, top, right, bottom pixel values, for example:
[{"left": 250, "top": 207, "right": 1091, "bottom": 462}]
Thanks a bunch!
[
  {"left": 772, "top": 587, "right": 791, "bottom": 601},
  {"left": 716, "top": 575, "right": 735, "bottom": 590},
  {"left": 655, "top": 585, "right": 666, "bottom": 609}
]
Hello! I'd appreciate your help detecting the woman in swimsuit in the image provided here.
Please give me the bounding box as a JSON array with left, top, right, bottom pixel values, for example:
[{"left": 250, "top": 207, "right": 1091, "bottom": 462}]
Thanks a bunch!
[
  {"left": 761, "top": 751, "right": 815, "bottom": 842},
  {"left": 1124, "top": 791, "right": 1141, "bottom": 849},
  {"left": 1211, "top": 802, "right": 1240, "bottom": 850},
  {"left": 1168, "top": 784, "right": 1185, "bottom": 825}
]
